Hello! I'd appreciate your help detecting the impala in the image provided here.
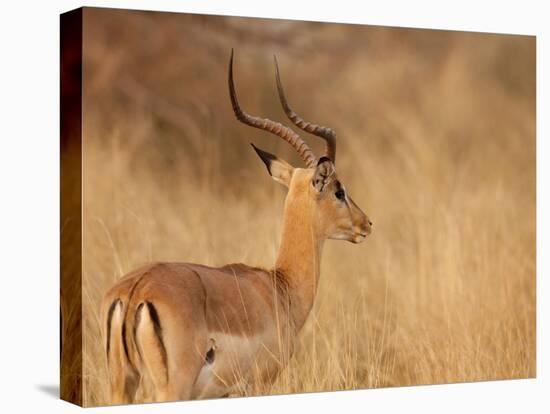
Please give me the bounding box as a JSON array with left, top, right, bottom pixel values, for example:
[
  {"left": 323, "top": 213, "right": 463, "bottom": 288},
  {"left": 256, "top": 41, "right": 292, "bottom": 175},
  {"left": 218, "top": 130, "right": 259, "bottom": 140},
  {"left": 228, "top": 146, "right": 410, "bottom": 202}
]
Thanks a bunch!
[{"left": 100, "top": 50, "right": 373, "bottom": 404}]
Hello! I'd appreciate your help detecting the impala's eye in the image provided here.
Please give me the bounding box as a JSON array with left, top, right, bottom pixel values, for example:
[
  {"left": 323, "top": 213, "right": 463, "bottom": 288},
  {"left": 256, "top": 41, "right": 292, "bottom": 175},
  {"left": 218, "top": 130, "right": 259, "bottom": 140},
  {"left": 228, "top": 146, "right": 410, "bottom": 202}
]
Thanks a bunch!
[{"left": 335, "top": 188, "right": 346, "bottom": 201}]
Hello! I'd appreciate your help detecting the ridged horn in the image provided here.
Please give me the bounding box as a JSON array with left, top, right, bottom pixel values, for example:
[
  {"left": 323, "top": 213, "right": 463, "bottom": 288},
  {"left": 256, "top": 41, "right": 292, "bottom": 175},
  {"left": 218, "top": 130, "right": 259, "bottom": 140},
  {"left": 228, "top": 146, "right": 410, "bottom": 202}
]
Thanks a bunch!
[
  {"left": 228, "top": 50, "right": 317, "bottom": 168},
  {"left": 274, "top": 55, "right": 336, "bottom": 163}
]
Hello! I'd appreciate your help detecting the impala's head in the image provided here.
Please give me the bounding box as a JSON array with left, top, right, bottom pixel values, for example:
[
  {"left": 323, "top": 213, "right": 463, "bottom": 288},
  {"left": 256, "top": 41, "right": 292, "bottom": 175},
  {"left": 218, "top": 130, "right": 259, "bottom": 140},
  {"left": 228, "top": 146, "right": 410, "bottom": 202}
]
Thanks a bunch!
[{"left": 228, "top": 50, "right": 372, "bottom": 244}]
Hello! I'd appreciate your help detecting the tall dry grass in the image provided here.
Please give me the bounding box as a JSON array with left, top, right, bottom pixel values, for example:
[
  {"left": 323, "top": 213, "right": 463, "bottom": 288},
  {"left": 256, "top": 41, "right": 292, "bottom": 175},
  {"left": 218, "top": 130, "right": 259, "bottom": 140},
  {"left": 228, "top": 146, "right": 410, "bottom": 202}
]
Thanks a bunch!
[{"left": 79, "top": 8, "right": 535, "bottom": 406}]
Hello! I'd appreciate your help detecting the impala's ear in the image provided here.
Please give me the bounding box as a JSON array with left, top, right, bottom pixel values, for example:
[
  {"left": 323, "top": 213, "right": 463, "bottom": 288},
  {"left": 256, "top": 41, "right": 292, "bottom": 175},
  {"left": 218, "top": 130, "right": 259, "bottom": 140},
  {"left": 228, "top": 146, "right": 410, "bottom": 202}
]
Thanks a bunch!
[
  {"left": 312, "top": 156, "right": 335, "bottom": 192},
  {"left": 251, "top": 144, "right": 294, "bottom": 187}
]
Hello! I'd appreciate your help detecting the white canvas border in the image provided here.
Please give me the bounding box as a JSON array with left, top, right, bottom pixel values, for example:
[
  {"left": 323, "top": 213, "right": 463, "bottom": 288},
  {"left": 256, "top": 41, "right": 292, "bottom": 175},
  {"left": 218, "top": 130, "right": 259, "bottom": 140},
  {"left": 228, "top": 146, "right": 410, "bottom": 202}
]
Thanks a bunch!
[{"left": 0, "top": 0, "right": 546, "bottom": 412}]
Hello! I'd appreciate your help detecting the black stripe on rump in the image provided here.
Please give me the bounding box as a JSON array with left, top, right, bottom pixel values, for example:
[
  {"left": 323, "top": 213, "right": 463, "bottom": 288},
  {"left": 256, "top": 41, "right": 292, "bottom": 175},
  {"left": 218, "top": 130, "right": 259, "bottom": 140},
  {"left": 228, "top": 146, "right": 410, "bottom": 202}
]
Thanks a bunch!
[
  {"left": 120, "top": 273, "right": 147, "bottom": 364},
  {"left": 146, "top": 301, "right": 169, "bottom": 378},
  {"left": 121, "top": 318, "right": 129, "bottom": 362}
]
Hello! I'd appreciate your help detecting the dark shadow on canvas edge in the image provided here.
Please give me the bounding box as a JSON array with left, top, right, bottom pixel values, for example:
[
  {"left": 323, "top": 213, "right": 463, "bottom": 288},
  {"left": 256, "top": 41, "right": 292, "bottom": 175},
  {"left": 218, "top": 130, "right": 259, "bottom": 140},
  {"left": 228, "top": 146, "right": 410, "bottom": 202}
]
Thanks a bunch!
[{"left": 36, "top": 384, "right": 59, "bottom": 399}]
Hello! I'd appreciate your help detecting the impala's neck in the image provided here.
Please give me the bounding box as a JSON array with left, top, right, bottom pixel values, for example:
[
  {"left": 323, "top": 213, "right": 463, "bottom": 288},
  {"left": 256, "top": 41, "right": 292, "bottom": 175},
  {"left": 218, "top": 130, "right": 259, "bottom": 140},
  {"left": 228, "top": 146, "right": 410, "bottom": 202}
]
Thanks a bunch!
[{"left": 274, "top": 181, "right": 324, "bottom": 331}]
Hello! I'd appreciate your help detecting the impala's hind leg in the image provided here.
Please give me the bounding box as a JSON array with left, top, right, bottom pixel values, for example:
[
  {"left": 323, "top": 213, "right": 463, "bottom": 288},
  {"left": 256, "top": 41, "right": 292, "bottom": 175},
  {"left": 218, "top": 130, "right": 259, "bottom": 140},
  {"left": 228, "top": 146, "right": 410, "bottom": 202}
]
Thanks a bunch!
[
  {"left": 105, "top": 299, "right": 139, "bottom": 404},
  {"left": 135, "top": 300, "right": 206, "bottom": 401}
]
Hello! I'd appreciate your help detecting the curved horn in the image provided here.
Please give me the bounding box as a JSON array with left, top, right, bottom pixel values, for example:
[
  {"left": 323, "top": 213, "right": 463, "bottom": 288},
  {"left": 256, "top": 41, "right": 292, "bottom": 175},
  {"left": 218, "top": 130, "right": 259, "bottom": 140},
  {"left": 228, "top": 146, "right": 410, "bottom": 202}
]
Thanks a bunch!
[
  {"left": 228, "top": 50, "right": 317, "bottom": 168},
  {"left": 274, "top": 56, "right": 337, "bottom": 163}
]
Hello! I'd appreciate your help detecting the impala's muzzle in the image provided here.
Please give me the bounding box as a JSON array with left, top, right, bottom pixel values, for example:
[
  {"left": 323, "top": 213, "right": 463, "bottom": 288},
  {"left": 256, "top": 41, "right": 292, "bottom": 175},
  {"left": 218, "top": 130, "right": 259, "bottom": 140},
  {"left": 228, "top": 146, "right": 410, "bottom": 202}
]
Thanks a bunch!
[{"left": 351, "top": 214, "right": 373, "bottom": 244}]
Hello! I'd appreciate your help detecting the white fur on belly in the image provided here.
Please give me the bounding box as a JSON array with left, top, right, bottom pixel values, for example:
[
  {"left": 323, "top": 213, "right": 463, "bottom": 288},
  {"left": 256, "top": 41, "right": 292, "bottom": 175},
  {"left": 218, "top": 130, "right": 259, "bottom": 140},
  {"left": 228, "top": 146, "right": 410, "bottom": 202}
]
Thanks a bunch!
[{"left": 191, "top": 332, "right": 272, "bottom": 399}]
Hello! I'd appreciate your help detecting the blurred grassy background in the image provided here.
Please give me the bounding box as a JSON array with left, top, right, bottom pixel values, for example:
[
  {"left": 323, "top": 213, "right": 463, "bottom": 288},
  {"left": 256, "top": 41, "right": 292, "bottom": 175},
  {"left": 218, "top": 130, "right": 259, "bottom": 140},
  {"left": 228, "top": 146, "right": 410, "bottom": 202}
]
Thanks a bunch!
[{"left": 80, "top": 8, "right": 535, "bottom": 406}]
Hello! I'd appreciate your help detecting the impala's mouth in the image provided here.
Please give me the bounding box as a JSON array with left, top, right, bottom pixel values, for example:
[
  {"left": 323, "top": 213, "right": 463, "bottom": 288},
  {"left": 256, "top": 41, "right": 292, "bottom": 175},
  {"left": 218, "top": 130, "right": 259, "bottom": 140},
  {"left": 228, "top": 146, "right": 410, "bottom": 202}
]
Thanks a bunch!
[
  {"left": 351, "top": 232, "right": 369, "bottom": 244},
  {"left": 352, "top": 222, "right": 373, "bottom": 243}
]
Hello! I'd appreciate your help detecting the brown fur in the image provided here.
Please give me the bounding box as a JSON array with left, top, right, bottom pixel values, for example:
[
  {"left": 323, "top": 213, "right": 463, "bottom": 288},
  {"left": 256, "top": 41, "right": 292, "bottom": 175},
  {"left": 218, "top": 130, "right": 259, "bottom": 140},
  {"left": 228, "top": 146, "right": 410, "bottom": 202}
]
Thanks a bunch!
[{"left": 100, "top": 164, "right": 371, "bottom": 403}]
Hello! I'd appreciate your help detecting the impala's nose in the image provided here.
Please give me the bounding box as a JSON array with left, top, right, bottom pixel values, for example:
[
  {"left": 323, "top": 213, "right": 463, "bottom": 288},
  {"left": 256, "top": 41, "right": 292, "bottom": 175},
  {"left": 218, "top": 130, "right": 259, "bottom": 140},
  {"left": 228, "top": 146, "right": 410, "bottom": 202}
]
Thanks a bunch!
[{"left": 363, "top": 217, "right": 373, "bottom": 236}]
